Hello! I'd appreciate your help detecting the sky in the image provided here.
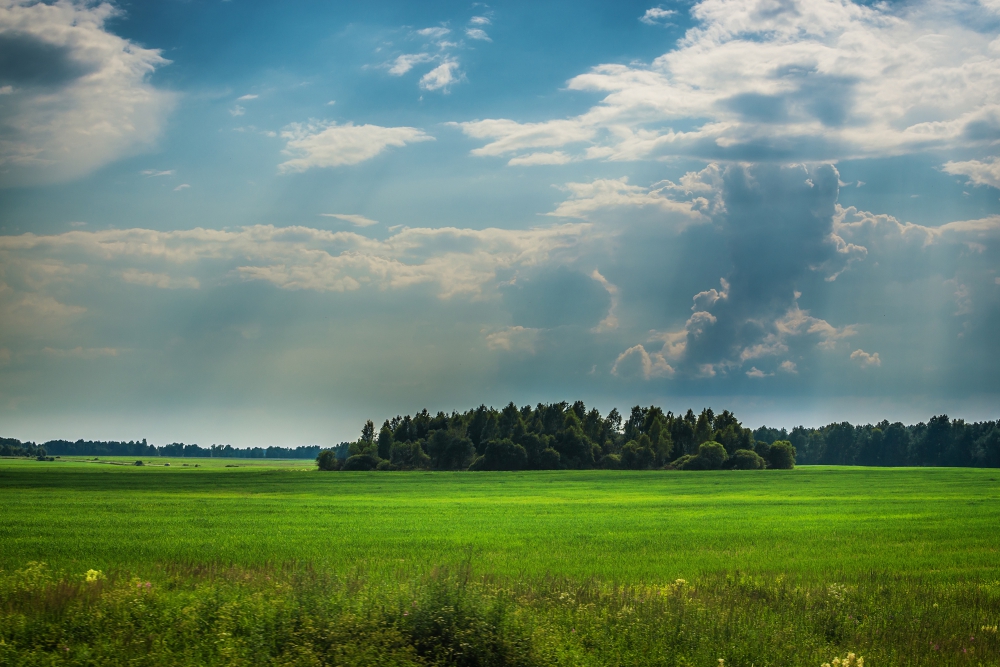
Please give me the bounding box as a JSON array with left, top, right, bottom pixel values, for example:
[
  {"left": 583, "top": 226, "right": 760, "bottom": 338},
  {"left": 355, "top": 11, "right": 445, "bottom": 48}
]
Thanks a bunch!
[{"left": 0, "top": 0, "right": 999, "bottom": 447}]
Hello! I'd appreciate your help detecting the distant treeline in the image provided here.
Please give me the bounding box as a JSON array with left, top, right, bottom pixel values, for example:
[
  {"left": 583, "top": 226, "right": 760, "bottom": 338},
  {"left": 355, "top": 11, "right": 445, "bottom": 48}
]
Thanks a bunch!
[
  {"left": 0, "top": 437, "right": 321, "bottom": 459},
  {"left": 317, "top": 402, "right": 1000, "bottom": 472}
]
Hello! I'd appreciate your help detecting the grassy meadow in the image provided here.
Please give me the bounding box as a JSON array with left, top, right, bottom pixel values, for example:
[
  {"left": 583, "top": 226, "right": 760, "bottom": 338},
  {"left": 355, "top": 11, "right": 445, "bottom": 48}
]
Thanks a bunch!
[{"left": 1, "top": 459, "right": 999, "bottom": 665}]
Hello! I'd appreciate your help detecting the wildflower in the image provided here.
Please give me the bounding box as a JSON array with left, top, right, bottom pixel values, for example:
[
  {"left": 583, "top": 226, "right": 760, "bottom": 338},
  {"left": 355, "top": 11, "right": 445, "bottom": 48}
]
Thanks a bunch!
[
  {"left": 84, "top": 569, "right": 103, "bottom": 583},
  {"left": 718, "top": 659, "right": 725, "bottom": 667},
  {"left": 823, "top": 652, "right": 863, "bottom": 667}
]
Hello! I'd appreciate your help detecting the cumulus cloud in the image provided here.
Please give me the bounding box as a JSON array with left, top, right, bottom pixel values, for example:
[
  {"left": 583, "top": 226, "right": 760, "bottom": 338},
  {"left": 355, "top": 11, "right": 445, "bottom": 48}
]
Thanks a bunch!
[
  {"left": 546, "top": 166, "right": 723, "bottom": 222},
  {"left": 851, "top": 349, "right": 881, "bottom": 368},
  {"left": 612, "top": 344, "right": 675, "bottom": 379},
  {"left": 0, "top": 0, "right": 176, "bottom": 187},
  {"left": 457, "top": 0, "right": 1000, "bottom": 164},
  {"left": 943, "top": 158, "right": 1000, "bottom": 189},
  {"left": 278, "top": 122, "right": 433, "bottom": 172},
  {"left": 469, "top": 16, "right": 491, "bottom": 25},
  {"left": 465, "top": 28, "right": 491, "bottom": 41},
  {"left": 388, "top": 53, "right": 434, "bottom": 76},
  {"left": 415, "top": 26, "right": 450, "bottom": 39},
  {"left": 420, "top": 60, "right": 463, "bottom": 91},
  {"left": 640, "top": 7, "right": 677, "bottom": 25},
  {"left": 320, "top": 213, "right": 379, "bottom": 227}
]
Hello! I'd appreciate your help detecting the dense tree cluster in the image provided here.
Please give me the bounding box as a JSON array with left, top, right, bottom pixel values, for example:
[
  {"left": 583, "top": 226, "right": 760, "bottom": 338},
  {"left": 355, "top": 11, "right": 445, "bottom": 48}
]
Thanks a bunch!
[
  {"left": 0, "top": 438, "right": 321, "bottom": 459},
  {"left": 755, "top": 415, "right": 1000, "bottom": 468},
  {"left": 317, "top": 402, "right": 798, "bottom": 472},
  {"left": 318, "top": 403, "right": 1000, "bottom": 472}
]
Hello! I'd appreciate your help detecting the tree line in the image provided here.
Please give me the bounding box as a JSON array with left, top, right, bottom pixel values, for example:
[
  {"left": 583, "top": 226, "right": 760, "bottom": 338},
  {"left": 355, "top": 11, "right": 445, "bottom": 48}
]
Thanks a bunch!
[
  {"left": 317, "top": 402, "right": 1000, "bottom": 472},
  {"left": 0, "top": 438, "right": 321, "bottom": 460}
]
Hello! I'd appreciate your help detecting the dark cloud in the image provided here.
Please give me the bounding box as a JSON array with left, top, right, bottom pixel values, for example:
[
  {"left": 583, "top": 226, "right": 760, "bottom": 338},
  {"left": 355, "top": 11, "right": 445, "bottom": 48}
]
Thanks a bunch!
[{"left": 0, "top": 32, "right": 93, "bottom": 87}]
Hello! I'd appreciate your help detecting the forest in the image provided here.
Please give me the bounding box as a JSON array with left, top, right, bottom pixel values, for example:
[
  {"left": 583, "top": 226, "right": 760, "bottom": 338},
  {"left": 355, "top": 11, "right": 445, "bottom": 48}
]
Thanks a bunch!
[
  {"left": 3, "top": 403, "right": 998, "bottom": 471},
  {"left": 316, "top": 402, "right": 1000, "bottom": 472},
  {"left": 0, "top": 438, "right": 320, "bottom": 460}
]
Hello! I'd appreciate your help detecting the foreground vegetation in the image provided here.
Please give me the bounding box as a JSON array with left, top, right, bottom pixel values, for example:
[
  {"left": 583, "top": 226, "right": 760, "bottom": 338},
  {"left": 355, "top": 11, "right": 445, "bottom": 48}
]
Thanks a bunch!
[{"left": 1, "top": 461, "right": 999, "bottom": 664}]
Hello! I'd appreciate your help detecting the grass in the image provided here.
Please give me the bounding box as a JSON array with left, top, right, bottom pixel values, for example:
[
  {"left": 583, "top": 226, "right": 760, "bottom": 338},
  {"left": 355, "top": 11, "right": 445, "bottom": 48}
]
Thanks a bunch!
[{"left": 1, "top": 460, "right": 999, "bottom": 665}]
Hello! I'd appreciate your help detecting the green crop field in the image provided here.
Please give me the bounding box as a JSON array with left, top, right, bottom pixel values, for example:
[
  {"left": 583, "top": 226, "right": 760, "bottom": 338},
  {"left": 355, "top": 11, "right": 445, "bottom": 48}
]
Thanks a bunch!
[{"left": 1, "top": 460, "right": 999, "bottom": 666}]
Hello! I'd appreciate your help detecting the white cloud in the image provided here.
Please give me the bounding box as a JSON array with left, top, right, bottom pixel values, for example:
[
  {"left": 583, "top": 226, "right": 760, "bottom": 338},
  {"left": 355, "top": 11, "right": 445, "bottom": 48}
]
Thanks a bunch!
[
  {"left": 320, "top": 213, "right": 379, "bottom": 227},
  {"left": 458, "top": 0, "right": 1000, "bottom": 164},
  {"left": 507, "top": 151, "right": 573, "bottom": 166},
  {"left": 416, "top": 27, "right": 451, "bottom": 39},
  {"left": 746, "top": 366, "right": 772, "bottom": 378},
  {"left": 229, "top": 105, "right": 245, "bottom": 117},
  {"left": 173, "top": 184, "right": 190, "bottom": 191},
  {"left": 469, "top": 16, "right": 491, "bottom": 25},
  {"left": 0, "top": 85, "right": 13, "bottom": 95},
  {"left": 611, "top": 344, "right": 675, "bottom": 379},
  {"left": 420, "top": 60, "right": 463, "bottom": 91},
  {"left": 640, "top": 7, "right": 677, "bottom": 25},
  {"left": 278, "top": 121, "right": 433, "bottom": 172},
  {"left": 237, "top": 94, "right": 259, "bottom": 101},
  {"left": 141, "top": 169, "right": 174, "bottom": 177},
  {"left": 546, "top": 172, "right": 718, "bottom": 221},
  {"left": 0, "top": 0, "right": 175, "bottom": 187},
  {"left": 943, "top": 158, "right": 1000, "bottom": 189},
  {"left": 388, "top": 53, "right": 434, "bottom": 76},
  {"left": 465, "top": 28, "right": 491, "bottom": 41},
  {"left": 851, "top": 349, "right": 882, "bottom": 367},
  {"left": 779, "top": 360, "right": 798, "bottom": 373}
]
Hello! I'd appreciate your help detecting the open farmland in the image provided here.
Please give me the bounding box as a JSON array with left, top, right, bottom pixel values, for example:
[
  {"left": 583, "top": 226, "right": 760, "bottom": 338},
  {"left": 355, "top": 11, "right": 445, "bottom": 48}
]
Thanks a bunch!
[{"left": 1, "top": 461, "right": 999, "bottom": 665}]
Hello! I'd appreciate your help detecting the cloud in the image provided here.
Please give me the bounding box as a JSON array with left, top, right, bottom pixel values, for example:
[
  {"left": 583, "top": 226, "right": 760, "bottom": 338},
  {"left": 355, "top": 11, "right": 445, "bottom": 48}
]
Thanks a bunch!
[
  {"left": 506, "top": 151, "right": 573, "bottom": 166},
  {"left": 320, "top": 213, "right": 379, "bottom": 227},
  {"left": 229, "top": 105, "right": 245, "bottom": 116},
  {"left": 388, "top": 53, "right": 434, "bottom": 76},
  {"left": 416, "top": 27, "right": 450, "bottom": 39},
  {"left": 640, "top": 7, "right": 677, "bottom": 25},
  {"left": 485, "top": 326, "right": 538, "bottom": 352},
  {"left": 546, "top": 170, "right": 719, "bottom": 221},
  {"left": 851, "top": 349, "right": 881, "bottom": 368},
  {"left": 141, "top": 169, "right": 174, "bottom": 177},
  {"left": 420, "top": 60, "right": 463, "bottom": 91},
  {"left": 590, "top": 270, "right": 620, "bottom": 332},
  {"left": 278, "top": 121, "right": 433, "bottom": 172},
  {"left": 0, "top": 0, "right": 175, "bottom": 187},
  {"left": 943, "top": 158, "right": 1000, "bottom": 189},
  {"left": 469, "top": 16, "right": 491, "bottom": 25},
  {"left": 611, "top": 344, "right": 674, "bottom": 379},
  {"left": 237, "top": 94, "right": 258, "bottom": 101},
  {"left": 465, "top": 28, "right": 491, "bottom": 41},
  {"left": 0, "top": 85, "right": 12, "bottom": 94},
  {"left": 457, "top": 0, "right": 1000, "bottom": 164},
  {"left": 779, "top": 360, "right": 797, "bottom": 373},
  {"left": 746, "top": 366, "right": 772, "bottom": 378},
  {"left": 173, "top": 184, "right": 190, "bottom": 191},
  {"left": 0, "top": 222, "right": 589, "bottom": 302}
]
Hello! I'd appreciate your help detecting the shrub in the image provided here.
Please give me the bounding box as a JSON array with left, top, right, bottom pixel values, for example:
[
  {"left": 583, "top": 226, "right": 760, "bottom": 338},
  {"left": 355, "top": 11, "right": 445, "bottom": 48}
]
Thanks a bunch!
[
  {"left": 676, "top": 441, "right": 728, "bottom": 470},
  {"left": 729, "top": 449, "right": 766, "bottom": 470},
  {"left": 598, "top": 453, "right": 621, "bottom": 469},
  {"left": 469, "top": 439, "right": 529, "bottom": 471},
  {"left": 316, "top": 449, "right": 340, "bottom": 471},
  {"left": 342, "top": 454, "right": 380, "bottom": 471},
  {"left": 768, "top": 441, "right": 796, "bottom": 469},
  {"left": 536, "top": 447, "right": 561, "bottom": 469}
]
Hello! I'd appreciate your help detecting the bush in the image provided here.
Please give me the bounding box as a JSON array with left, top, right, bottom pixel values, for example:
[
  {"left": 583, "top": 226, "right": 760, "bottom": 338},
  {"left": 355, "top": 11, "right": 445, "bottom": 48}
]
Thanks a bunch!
[
  {"left": 536, "top": 447, "right": 562, "bottom": 469},
  {"left": 676, "top": 442, "right": 728, "bottom": 470},
  {"left": 342, "top": 454, "right": 380, "bottom": 471},
  {"left": 598, "top": 453, "right": 621, "bottom": 469},
  {"left": 729, "top": 449, "right": 766, "bottom": 470},
  {"left": 316, "top": 449, "right": 341, "bottom": 471},
  {"left": 768, "top": 441, "right": 796, "bottom": 469}
]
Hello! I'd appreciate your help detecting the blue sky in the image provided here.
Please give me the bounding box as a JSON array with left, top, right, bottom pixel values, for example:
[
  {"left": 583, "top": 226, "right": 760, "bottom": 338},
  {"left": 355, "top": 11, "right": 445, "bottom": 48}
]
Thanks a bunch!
[{"left": 0, "top": 0, "right": 998, "bottom": 447}]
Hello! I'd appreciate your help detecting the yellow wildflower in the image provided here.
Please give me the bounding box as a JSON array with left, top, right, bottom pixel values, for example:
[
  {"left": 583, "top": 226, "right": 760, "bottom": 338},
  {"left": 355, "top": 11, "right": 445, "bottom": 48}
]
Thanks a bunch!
[{"left": 84, "top": 569, "right": 103, "bottom": 583}]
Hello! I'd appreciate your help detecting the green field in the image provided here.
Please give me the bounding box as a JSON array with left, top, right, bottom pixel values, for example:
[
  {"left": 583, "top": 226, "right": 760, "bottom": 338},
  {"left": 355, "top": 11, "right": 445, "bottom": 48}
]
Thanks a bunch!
[{"left": 1, "top": 460, "right": 999, "bottom": 665}]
